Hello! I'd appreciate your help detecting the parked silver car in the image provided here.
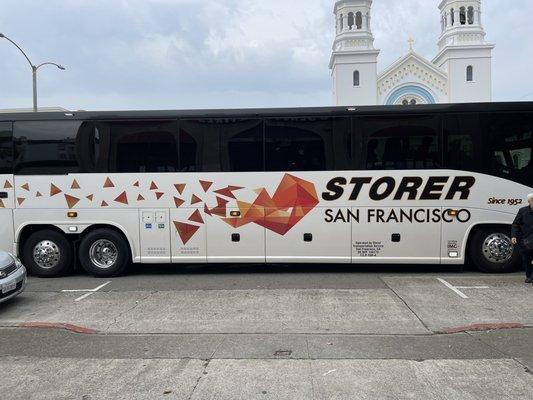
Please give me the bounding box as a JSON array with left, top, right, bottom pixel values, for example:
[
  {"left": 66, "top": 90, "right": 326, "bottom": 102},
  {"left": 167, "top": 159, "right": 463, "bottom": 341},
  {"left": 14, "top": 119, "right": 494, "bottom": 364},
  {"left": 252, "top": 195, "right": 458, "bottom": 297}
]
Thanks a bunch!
[{"left": 0, "top": 251, "right": 26, "bottom": 303}]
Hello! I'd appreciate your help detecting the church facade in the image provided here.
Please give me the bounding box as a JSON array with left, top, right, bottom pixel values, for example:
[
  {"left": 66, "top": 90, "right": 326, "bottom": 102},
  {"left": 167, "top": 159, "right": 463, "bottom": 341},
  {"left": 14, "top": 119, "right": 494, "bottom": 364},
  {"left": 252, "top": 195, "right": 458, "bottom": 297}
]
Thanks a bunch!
[{"left": 329, "top": 0, "right": 495, "bottom": 106}]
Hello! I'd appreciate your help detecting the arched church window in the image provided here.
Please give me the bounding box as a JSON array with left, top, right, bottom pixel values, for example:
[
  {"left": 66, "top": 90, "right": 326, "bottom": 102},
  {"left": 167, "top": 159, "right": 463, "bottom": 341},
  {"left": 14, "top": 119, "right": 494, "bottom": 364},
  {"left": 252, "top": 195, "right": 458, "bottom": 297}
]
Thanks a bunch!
[
  {"left": 353, "top": 70, "right": 360, "bottom": 87},
  {"left": 355, "top": 12, "right": 363, "bottom": 29},
  {"left": 450, "top": 8, "right": 455, "bottom": 25},
  {"left": 348, "top": 12, "right": 354, "bottom": 29},
  {"left": 467, "top": 6, "right": 474, "bottom": 24},
  {"left": 460, "top": 7, "right": 466, "bottom": 25},
  {"left": 466, "top": 65, "right": 474, "bottom": 82},
  {"left": 410, "top": 99, "right": 417, "bottom": 105},
  {"left": 402, "top": 100, "right": 409, "bottom": 106}
]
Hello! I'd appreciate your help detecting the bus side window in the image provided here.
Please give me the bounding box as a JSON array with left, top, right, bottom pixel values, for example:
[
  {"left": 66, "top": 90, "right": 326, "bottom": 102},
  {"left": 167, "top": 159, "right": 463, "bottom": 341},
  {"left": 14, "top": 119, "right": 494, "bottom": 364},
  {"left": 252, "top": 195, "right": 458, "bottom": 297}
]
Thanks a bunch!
[
  {"left": 485, "top": 112, "right": 533, "bottom": 187},
  {"left": 221, "top": 119, "right": 263, "bottom": 172},
  {"left": 0, "top": 122, "right": 13, "bottom": 174},
  {"left": 179, "top": 119, "right": 221, "bottom": 172},
  {"left": 362, "top": 116, "right": 441, "bottom": 170},
  {"left": 13, "top": 121, "right": 84, "bottom": 175},
  {"left": 443, "top": 114, "right": 480, "bottom": 173},
  {"left": 105, "top": 121, "right": 179, "bottom": 173}
]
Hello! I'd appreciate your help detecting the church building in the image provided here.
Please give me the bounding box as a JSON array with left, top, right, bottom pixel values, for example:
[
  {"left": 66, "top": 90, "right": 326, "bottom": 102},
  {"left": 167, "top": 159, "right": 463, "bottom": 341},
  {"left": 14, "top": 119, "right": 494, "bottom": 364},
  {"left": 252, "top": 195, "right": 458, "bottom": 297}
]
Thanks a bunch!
[{"left": 329, "top": 0, "right": 495, "bottom": 106}]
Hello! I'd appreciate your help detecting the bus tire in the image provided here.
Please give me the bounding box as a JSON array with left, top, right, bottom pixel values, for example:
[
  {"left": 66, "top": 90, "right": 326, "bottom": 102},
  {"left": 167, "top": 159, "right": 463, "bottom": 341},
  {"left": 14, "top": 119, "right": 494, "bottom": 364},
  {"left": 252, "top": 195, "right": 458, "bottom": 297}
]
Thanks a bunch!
[
  {"left": 22, "top": 230, "right": 73, "bottom": 277},
  {"left": 469, "top": 227, "right": 520, "bottom": 273},
  {"left": 79, "top": 229, "right": 130, "bottom": 277}
]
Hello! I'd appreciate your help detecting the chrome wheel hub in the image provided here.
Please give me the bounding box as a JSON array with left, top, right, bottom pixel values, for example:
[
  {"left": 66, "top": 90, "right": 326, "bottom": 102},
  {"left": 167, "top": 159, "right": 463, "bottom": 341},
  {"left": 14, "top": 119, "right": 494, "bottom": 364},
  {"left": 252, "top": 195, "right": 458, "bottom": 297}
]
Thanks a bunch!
[
  {"left": 33, "top": 240, "right": 61, "bottom": 269},
  {"left": 89, "top": 239, "right": 118, "bottom": 269},
  {"left": 482, "top": 233, "right": 513, "bottom": 263}
]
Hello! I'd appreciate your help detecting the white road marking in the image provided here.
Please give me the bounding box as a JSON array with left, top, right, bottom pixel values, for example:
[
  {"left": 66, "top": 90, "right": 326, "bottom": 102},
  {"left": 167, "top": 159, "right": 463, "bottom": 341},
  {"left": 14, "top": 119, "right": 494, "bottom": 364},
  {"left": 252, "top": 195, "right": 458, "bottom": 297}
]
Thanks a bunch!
[
  {"left": 437, "top": 278, "right": 490, "bottom": 299},
  {"left": 61, "top": 281, "right": 112, "bottom": 302},
  {"left": 323, "top": 369, "right": 337, "bottom": 376}
]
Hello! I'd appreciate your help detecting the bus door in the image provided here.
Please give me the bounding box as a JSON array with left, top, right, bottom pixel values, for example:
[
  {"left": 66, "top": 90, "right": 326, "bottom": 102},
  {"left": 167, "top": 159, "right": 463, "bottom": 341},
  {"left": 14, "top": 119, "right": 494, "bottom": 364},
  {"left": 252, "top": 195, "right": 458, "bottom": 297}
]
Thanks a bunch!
[
  {"left": 0, "top": 122, "right": 14, "bottom": 254},
  {"left": 170, "top": 207, "right": 207, "bottom": 263}
]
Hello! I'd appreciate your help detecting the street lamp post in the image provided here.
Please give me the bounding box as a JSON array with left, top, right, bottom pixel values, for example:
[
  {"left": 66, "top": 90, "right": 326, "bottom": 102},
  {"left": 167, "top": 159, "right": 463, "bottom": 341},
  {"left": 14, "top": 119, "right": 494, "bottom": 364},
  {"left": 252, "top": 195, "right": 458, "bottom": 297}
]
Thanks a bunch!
[{"left": 0, "top": 33, "right": 65, "bottom": 112}]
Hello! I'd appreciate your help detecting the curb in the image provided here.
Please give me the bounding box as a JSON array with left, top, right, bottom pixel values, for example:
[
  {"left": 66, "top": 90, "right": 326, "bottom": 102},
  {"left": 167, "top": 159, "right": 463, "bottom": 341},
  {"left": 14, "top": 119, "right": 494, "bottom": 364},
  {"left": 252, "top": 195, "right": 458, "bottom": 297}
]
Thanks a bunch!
[{"left": 441, "top": 323, "right": 525, "bottom": 334}]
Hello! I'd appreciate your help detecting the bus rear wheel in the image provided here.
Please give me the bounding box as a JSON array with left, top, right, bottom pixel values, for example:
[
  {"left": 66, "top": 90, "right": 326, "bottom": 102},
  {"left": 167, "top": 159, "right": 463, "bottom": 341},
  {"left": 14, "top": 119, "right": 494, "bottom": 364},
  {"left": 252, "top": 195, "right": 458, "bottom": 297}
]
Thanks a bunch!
[
  {"left": 79, "top": 229, "right": 130, "bottom": 277},
  {"left": 469, "top": 227, "right": 519, "bottom": 273},
  {"left": 22, "top": 229, "right": 73, "bottom": 277}
]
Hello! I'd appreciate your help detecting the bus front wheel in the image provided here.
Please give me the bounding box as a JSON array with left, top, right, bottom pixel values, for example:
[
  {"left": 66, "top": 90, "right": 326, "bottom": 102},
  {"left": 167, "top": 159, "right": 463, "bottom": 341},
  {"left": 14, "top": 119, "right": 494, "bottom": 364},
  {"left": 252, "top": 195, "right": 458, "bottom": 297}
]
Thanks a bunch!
[
  {"left": 469, "top": 227, "right": 520, "bottom": 273},
  {"left": 79, "top": 229, "right": 130, "bottom": 277},
  {"left": 22, "top": 229, "right": 73, "bottom": 277}
]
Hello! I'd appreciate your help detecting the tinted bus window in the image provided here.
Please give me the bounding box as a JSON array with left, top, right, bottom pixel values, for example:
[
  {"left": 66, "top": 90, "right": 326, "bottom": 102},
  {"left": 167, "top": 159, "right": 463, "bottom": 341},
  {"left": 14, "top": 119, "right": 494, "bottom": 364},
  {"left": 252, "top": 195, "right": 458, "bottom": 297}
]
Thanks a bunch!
[
  {"left": 180, "top": 119, "right": 263, "bottom": 172},
  {"left": 443, "top": 114, "right": 482, "bottom": 172},
  {"left": 485, "top": 112, "right": 532, "bottom": 187},
  {"left": 13, "top": 121, "right": 89, "bottom": 175},
  {"left": 265, "top": 117, "right": 350, "bottom": 171},
  {"left": 0, "top": 122, "right": 13, "bottom": 174},
  {"left": 361, "top": 115, "right": 441, "bottom": 170},
  {"left": 102, "top": 121, "right": 179, "bottom": 173}
]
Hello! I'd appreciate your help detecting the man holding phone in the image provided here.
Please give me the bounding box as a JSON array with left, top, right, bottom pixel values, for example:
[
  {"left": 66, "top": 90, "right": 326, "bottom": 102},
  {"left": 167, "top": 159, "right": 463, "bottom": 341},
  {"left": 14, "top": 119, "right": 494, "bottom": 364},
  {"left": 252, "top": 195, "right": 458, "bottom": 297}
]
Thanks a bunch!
[{"left": 511, "top": 193, "right": 533, "bottom": 284}]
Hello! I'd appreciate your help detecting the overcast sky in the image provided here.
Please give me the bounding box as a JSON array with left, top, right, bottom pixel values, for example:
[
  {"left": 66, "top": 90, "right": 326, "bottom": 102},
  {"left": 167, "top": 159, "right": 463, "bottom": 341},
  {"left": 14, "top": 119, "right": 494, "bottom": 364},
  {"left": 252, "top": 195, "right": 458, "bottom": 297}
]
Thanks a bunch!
[{"left": 1, "top": 0, "right": 532, "bottom": 111}]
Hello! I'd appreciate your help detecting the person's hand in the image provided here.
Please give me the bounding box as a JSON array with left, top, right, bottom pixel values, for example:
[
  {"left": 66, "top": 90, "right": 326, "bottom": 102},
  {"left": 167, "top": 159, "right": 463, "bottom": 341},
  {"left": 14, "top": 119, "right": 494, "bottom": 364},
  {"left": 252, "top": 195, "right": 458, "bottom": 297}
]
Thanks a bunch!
[{"left": 511, "top": 237, "right": 518, "bottom": 246}]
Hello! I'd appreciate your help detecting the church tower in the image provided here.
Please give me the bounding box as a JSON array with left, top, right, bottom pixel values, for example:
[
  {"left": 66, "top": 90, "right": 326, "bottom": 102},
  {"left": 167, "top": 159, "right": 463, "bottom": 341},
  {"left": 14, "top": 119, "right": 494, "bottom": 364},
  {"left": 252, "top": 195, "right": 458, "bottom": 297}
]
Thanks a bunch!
[
  {"left": 432, "top": 0, "right": 494, "bottom": 102},
  {"left": 329, "top": 0, "right": 380, "bottom": 106}
]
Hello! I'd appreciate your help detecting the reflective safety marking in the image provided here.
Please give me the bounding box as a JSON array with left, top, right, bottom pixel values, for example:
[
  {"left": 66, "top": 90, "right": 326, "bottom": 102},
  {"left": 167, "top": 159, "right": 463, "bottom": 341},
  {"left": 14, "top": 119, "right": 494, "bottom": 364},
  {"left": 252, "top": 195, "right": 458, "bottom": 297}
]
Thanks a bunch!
[
  {"left": 61, "top": 281, "right": 111, "bottom": 302},
  {"left": 437, "top": 278, "right": 490, "bottom": 299}
]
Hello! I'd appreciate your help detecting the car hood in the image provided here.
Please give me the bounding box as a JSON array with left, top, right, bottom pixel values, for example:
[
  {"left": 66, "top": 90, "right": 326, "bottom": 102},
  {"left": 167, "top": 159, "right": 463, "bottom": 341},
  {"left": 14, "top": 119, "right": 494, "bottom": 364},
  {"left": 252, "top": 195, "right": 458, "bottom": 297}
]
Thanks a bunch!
[{"left": 0, "top": 251, "right": 14, "bottom": 268}]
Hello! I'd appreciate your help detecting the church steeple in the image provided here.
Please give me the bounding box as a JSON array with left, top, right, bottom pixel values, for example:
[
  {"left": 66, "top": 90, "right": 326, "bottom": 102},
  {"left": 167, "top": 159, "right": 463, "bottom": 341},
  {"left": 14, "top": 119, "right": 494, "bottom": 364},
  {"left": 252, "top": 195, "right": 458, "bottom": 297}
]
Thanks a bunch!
[
  {"left": 438, "top": 0, "right": 487, "bottom": 50},
  {"left": 333, "top": 0, "right": 375, "bottom": 51}
]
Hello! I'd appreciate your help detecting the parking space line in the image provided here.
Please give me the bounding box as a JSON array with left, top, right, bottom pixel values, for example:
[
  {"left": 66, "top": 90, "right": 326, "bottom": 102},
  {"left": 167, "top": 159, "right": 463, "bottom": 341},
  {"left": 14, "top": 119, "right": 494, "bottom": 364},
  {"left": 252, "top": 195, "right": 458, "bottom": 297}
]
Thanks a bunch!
[
  {"left": 437, "top": 278, "right": 491, "bottom": 299},
  {"left": 60, "top": 281, "right": 112, "bottom": 302}
]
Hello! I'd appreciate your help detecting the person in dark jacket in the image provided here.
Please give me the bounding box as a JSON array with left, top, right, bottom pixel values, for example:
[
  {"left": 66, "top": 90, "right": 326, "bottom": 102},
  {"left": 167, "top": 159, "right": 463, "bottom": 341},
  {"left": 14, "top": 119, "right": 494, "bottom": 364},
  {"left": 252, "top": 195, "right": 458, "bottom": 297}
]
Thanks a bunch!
[{"left": 511, "top": 193, "right": 533, "bottom": 284}]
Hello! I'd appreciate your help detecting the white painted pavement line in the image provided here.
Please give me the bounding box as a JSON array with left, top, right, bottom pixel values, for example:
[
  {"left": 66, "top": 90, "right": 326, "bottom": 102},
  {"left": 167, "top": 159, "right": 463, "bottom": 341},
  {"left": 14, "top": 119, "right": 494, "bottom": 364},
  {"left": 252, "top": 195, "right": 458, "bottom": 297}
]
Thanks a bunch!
[
  {"left": 60, "top": 281, "right": 112, "bottom": 302},
  {"left": 437, "top": 278, "right": 491, "bottom": 299}
]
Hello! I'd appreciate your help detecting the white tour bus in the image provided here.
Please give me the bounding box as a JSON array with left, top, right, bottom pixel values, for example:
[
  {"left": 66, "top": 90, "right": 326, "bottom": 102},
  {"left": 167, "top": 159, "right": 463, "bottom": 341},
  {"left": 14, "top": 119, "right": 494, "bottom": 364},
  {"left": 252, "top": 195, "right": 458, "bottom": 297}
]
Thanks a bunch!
[{"left": 0, "top": 103, "right": 531, "bottom": 277}]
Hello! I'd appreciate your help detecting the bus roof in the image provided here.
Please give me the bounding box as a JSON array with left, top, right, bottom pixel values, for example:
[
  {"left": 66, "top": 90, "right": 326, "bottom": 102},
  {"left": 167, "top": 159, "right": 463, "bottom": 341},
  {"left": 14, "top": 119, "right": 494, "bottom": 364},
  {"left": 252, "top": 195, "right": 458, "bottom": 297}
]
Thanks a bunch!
[{"left": 1, "top": 102, "right": 533, "bottom": 121}]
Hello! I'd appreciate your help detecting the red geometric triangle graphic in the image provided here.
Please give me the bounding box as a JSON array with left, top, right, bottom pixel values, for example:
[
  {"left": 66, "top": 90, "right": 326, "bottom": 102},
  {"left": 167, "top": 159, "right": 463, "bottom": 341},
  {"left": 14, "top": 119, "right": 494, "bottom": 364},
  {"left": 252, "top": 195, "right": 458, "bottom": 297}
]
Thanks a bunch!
[
  {"left": 200, "top": 180, "right": 213, "bottom": 192},
  {"left": 191, "top": 194, "right": 202, "bottom": 205},
  {"left": 173, "top": 221, "right": 200, "bottom": 245},
  {"left": 150, "top": 181, "right": 158, "bottom": 190},
  {"left": 174, "top": 197, "right": 185, "bottom": 208},
  {"left": 101, "top": 200, "right": 109, "bottom": 207},
  {"left": 50, "top": 184, "right": 62, "bottom": 197},
  {"left": 104, "top": 177, "right": 115, "bottom": 188},
  {"left": 3, "top": 180, "right": 12, "bottom": 189},
  {"left": 137, "top": 194, "right": 145, "bottom": 201},
  {"left": 155, "top": 192, "right": 164, "bottom": 200},
  {"left": 0, "top": 199, "right": 4, "bottom": 208},
  {"left": 71, "top": 179, "right": 81, "bottom": 189},
  {"left": 17, "top": 198, "right": 25, "bottom": 205},
  {"left": 133, "top": 181, "right": 140, "bottom": 187},
  {"left": 21, "top": 183, "right": 30, "bottom": 191},
  {"left": 174, "top": 184, "right": 186, "bottom": 195},
  {"left": 36, "top": 192, "right": 43, "bottom": 197},
  {"left": 188, "top": 209, "right": 204, "bottom": 224},
  {"left": 86, "top": 194, "right": 94, "bottom": 201},
  {"left": 114, "top": 191, "right": 128, "bottom": 205},
  {"left": 64, "top": 194, "right": 80, "bottom": 209}
]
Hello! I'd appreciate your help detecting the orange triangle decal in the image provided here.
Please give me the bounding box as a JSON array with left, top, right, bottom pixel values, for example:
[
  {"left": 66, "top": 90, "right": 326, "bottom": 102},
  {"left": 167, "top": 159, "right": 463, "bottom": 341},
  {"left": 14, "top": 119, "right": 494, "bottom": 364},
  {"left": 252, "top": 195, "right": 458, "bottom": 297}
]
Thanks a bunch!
[
  {"left": 174, "top": 197, "right": 185, "bottom": 208},
  {"left": 104, "top": 177, "right": 115, "bottom": 188},
  {"left": 64, "top": 194, "right": 80, "bottom": 209},
  {"left": 155, "top": 192, "right": 164, "bottom": 200},
  {"left": 36, "top": 192, "right": 43, "bottom": 197},
  {"left": 133, "top": 181, "right": 140, "bottom": 187},
  {"left": 150, "top": 181, "right": 158, "bottom": 190},
  {"left": 114, "top": 191, "right": 128, "bottom": 205},
  {"left": 71, "top": 179, "right": 80, "bottom": 189},
  {"left": 50, "top": 184, "right": 62, "bottom": 197},
  {"left": 17, "top": 198, "right": 25, "bottom": 205},
  {"left": 3, "top": 180, "right": 12, "bottom": 189},
  {"left": 86, "top": 194, "right": 94, "bottom": 201},
  {"left": 21, "top": 183, "right": 30, "bottom": 191},
  {"left": 188, "top": 209, "right": 204, "bottom": 224},
  {"left": 191, "top": 194, "right": 202, "bottom": 205},
  {"left": 101, "top": 200, "right": 109, "bottom": 207},
  {"left": 137, "top": 194, "right": 145, "bottom": 201},
  {"left": 174, "top": 184, "right": 186, "bottom": 195},
  {"left": 0, "top": 199, "right": 4, "bottom": 208},
  {"left": 173, "top": 221, "right": 200, "bottom": 245},
  {"left": 199, "top": 180, "right": 213, "bottom": 192}
]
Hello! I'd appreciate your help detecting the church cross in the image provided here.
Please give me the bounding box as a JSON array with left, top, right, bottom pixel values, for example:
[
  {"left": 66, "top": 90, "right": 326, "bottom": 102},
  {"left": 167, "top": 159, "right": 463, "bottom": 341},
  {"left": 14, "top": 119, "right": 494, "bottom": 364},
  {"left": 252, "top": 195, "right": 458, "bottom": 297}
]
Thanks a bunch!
[{"left": 408, "top": 37, "right": 415, "bottom": 52}]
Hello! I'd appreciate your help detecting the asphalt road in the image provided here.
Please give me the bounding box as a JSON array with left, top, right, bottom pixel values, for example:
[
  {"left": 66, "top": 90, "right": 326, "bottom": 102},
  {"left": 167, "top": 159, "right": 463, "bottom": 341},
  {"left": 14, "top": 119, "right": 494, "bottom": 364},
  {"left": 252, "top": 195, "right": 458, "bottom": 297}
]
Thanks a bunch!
[{"left": 1, "top": 264, "right": 532, "bottom": 399}]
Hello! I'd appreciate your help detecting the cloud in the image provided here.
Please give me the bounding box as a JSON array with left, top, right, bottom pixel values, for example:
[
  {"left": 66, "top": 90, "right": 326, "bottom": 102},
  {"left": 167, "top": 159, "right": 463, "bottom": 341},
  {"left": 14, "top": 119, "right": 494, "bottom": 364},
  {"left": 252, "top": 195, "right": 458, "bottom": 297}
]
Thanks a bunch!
[{"left": 0, "top": 0, "right": 531, "bottom": 110}]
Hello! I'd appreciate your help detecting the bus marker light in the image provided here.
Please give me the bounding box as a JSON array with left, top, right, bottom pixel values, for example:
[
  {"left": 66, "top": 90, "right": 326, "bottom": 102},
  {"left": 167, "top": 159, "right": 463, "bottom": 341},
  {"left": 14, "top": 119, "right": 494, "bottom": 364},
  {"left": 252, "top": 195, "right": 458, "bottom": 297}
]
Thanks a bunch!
[
  {"left": 67, "top": 212, "right": 78, "bottom": 218},
  {"left": 230, "top": 211, "right": 241, "bottom": 217},
  {"left": 447, "top": 210, "right": 459, "bottom": 217}
]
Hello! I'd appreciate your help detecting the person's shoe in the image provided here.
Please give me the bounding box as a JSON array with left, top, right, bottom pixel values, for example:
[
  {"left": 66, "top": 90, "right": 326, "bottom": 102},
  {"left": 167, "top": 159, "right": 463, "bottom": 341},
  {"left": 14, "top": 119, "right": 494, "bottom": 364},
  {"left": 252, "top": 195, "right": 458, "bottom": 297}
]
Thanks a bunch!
[{"left": 526, "top": 278, "right": 533, "bottom": 284}]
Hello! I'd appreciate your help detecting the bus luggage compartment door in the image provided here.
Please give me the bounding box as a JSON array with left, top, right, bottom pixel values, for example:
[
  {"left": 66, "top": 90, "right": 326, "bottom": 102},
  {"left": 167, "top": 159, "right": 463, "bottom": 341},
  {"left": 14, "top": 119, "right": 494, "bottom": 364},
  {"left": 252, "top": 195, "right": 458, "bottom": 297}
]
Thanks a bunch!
[
  {"left": 170, "top": 208, "right": 207, "bottom": 263},
  {"left": 265, "top": 207, "right": 351, "bottom": 263},
  {"left": 351, "top": 207, "right": 441, "bottom": 264},
  {"left": 139, "top": 209, "right": 171, "bottom": 263},
  {"left": 206, "top": 208, "right": 265, "bottom": 263}
]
